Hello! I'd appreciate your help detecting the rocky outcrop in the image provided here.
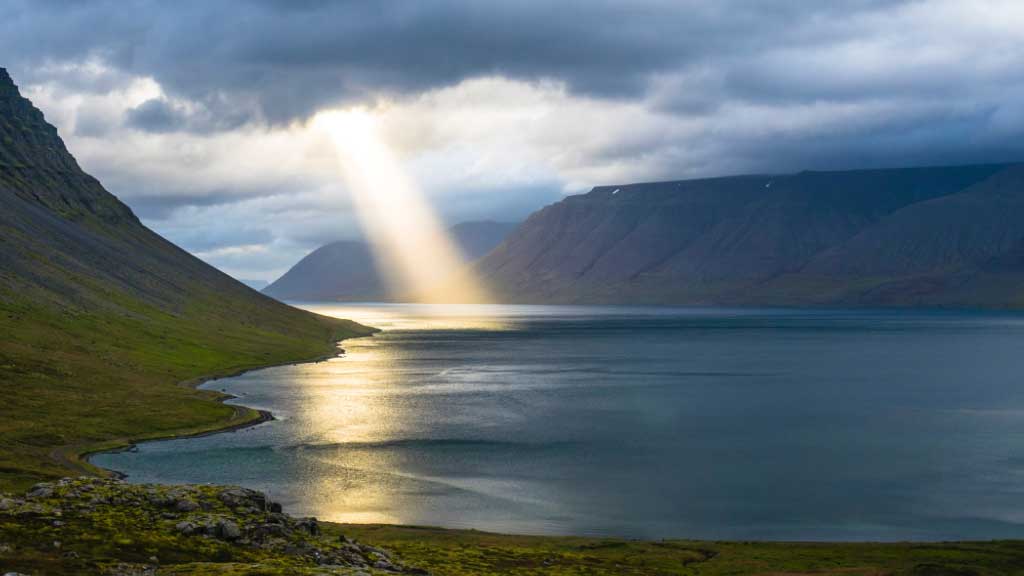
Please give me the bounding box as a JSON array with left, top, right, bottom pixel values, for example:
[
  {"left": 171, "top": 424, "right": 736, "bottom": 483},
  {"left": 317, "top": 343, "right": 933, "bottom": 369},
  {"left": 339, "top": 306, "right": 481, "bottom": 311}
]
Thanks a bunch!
[
  {"left": 0, "top": 477, "right": 428, "bottom": 575},
  {"left": 0, "top": 68, "right": 137, "bottom": 226}
]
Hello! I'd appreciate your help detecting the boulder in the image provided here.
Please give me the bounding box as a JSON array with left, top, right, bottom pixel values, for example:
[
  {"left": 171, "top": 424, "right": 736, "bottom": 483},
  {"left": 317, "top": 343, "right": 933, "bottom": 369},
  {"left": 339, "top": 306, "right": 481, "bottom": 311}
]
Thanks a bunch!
[
  {"left": 26, "top": 484, "right": 54, "bottom": 499},
  {"left": 215, "top": 519, "right": 241, "bottom": 541},
  {"left": 297, "top": 517, "right": 320, "bottom": 535}
]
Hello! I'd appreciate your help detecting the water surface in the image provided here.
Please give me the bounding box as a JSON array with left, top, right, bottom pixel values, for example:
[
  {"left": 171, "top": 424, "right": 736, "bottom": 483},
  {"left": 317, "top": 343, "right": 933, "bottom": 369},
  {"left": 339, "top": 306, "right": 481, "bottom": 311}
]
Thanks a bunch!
[{"left": 94, "top": 304, "right": 1024, "bottom": 540}]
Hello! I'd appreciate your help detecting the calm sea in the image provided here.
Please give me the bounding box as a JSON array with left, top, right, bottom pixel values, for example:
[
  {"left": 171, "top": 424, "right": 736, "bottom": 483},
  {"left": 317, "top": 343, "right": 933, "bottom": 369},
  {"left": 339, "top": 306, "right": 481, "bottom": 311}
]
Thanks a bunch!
[{"left": 93, "top": 304, "right": 1024, "bottom": 540}]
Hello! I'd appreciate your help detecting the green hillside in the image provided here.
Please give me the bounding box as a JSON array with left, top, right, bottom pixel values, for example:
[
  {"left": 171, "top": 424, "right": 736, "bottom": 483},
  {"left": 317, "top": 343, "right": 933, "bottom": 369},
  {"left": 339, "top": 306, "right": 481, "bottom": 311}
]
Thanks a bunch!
[{"left": 0, "top": 67, "right": 375, "bottom": 490}]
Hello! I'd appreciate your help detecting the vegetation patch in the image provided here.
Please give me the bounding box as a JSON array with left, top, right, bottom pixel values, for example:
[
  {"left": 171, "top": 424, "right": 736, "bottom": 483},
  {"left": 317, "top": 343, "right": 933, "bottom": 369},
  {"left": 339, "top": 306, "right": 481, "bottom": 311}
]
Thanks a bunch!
[
  {"left": 339, "top": 525, "right": 1024, "bottom": 576},
  {"left": 0, "top": 477, "right": 425, "bottom": 575},
  {"left": 0, "top": 294, "right": 374, "bottom": 491}
]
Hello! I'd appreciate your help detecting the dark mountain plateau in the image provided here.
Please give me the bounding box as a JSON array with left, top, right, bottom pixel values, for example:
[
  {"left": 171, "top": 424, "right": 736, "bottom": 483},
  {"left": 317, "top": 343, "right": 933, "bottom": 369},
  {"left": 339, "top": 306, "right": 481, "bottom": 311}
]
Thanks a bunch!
[{"left": 476, "top": 163, "right": 1024, "bottom": 307}]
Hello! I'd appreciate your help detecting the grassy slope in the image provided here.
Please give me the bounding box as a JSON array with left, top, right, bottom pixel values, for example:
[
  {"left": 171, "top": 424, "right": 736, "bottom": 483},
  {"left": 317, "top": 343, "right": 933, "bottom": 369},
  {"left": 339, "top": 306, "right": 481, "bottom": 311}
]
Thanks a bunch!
[
  {"left": 0, "top": 67, "right": 377, "bottom": 490},
  {"left": 342, "top": 525, "right": 1024, "bottom": 576},
  {"left": 0, "top": 289, "right": 373, "bottom": 491}
]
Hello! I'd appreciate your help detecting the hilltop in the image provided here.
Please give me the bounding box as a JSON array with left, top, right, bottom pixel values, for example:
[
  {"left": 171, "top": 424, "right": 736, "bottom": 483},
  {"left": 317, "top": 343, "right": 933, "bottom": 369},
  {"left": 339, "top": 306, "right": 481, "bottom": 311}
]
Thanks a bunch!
[{"left": 0, "top": 68, "right": 374, "bottom": 489}]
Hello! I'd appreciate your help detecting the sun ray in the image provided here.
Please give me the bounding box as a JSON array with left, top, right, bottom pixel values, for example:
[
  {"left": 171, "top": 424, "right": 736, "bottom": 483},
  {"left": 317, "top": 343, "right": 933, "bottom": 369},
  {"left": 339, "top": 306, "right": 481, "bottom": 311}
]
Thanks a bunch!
[{"left": 314, "top": 109, "right": 489, "bottom": 303}]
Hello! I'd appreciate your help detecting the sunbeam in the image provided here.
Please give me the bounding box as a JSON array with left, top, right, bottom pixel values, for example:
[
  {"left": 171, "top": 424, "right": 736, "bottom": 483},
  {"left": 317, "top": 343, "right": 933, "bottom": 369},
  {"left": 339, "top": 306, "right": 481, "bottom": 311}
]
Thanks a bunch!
[{"left": 314, "top": 108, "right": 489, "bottom": 303}]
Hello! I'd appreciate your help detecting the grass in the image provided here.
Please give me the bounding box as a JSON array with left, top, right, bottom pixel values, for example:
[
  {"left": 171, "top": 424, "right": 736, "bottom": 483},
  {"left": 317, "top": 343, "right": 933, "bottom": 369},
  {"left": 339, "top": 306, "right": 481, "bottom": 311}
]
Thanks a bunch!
[
  {"left": 339, "top": 524, "right": 1024, "bottom": 575},
  {"left": 0, "top": 478, "right": 405, "bottom": 575},
  {"left": 0, "top": 291, "right": 375, "bottom": 491},
  {"left": 4, "top": 479, "right": 1023, "bottom": 575}
]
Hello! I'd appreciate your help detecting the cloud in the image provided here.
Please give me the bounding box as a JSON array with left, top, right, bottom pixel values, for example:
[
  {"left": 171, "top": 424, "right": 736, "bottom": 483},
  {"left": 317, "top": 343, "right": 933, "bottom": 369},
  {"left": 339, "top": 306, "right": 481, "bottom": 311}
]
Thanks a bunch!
[
  {"left": 125, "top": 98, "right": 188, "bottom": 133},
  {"left": 0, "top": 1, "right": 962, "bottom": 125},
  {"left": 2, "top": 0, "right": 1024, "bottom": 280},
  {"left": 124, "top": 97, "right": 256, "bottom": 134}
]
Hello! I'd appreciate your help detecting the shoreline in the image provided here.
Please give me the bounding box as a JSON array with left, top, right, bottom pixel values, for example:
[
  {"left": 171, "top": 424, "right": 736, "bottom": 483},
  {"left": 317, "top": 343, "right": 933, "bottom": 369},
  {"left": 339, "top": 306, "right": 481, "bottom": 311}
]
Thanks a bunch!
[
  {"left": 66, "top": 310, "right": 1023, "bottom": 548},
  {"left": 33, "top": 321, "right": 1024, "bottom": 556},
  {"left": 64, "top": 337, "right": 368, "bottom": 480}
]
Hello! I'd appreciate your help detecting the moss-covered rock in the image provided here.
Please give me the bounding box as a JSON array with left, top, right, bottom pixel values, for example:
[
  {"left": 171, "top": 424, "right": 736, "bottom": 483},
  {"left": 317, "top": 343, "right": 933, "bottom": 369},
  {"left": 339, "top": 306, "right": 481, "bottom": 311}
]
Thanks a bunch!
[{"left": 0, "top": 478, "right": 427, "bottom": 575}]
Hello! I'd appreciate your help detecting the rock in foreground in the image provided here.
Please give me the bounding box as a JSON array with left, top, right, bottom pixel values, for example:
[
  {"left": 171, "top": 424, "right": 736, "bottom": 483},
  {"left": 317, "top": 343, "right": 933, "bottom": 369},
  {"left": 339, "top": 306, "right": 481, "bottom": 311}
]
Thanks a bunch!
[{"left": 0, "top": 477, "right": 427, "bottom": 575}]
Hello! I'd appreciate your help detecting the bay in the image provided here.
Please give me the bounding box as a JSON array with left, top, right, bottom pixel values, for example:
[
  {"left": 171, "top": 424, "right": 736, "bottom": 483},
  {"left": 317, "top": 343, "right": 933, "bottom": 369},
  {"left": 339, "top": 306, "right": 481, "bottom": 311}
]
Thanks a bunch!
[{"left": 93, "top": 304, "right": 1024, "bottom": 540}]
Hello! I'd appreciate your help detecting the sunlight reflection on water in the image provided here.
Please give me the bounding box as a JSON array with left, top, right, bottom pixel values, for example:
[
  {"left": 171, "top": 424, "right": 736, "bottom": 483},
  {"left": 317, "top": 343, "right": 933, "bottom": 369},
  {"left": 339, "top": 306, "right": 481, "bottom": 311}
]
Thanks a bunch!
[
  {"left": 93, "top": 303, "right": 1024, "bottom": 540},
  {"left": 297, "top": 302, "right": 520, "bottom": 331}
]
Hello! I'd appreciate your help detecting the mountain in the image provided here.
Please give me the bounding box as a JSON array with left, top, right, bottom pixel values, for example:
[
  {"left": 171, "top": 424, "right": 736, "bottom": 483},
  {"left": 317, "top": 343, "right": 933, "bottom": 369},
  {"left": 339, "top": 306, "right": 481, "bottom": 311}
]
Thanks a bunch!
[
  {"left": 475, "top": 163, "right": 1024, "bottom": 307},
  {"left": 263, "top": 220, "right": 517, "bottom": 301},
  {"left": 0, "top": 68, "right": 373, "bottom": 488},
  {"left": 446, "top": 220, "right": 519, "bottom": 259}
]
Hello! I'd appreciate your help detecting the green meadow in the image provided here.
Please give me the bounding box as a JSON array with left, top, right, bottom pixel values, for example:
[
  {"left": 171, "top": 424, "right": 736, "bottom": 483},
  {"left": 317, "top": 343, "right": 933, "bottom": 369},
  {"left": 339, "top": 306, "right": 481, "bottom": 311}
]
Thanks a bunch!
[{"left": 0, "top": 294, "right": 373, "bottom": 491}]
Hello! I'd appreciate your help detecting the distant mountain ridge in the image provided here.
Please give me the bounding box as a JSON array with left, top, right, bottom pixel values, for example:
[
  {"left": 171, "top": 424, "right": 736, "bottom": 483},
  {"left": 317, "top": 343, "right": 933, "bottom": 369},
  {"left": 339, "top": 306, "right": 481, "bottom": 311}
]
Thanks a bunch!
[
  {"left": 475, "top": 163, "right": 1024, "bottom": 307},
  {"left": 264, "top": 220, "right": 517, "bottom": 301}
]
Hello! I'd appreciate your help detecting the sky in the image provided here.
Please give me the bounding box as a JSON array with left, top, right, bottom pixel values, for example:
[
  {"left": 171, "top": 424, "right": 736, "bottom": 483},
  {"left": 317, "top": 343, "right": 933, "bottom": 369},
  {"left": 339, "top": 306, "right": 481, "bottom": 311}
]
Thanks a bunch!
[{"left": 3, "top": 0, "right": 1024, "bottom": 281}]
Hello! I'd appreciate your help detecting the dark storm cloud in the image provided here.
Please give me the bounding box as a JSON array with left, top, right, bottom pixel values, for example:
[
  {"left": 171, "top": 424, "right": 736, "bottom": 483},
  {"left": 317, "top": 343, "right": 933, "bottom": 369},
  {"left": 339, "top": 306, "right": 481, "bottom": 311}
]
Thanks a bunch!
[
  {"left": 1, "top": 0, "right": 918, "bottom": 125},
  {"left": 124, "top": 98, "right": 255, "bottom": 133},
  {"left": 125, "top": 99, "right": 186, "bottom": 133},
  {"left": 6, "top": 0, "right": 1020, "bottom": 168}
]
